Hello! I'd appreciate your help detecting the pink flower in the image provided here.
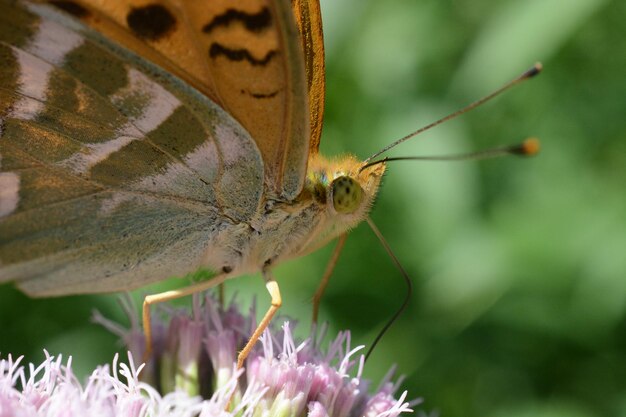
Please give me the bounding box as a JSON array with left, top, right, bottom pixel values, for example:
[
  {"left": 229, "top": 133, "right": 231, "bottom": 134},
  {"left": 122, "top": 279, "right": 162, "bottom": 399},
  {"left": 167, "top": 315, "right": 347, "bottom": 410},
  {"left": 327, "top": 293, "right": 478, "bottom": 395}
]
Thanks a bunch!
[{"left": 1, "top": 294, "right": 418, "bottom": 417}]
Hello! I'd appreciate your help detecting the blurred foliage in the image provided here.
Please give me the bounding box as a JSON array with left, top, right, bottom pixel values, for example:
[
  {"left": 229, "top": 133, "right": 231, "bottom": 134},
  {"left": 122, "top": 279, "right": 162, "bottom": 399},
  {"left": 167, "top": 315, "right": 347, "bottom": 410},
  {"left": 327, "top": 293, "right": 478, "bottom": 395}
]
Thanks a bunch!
[{"left": 1, "top": 0, "right": 625, "bottom": 416}]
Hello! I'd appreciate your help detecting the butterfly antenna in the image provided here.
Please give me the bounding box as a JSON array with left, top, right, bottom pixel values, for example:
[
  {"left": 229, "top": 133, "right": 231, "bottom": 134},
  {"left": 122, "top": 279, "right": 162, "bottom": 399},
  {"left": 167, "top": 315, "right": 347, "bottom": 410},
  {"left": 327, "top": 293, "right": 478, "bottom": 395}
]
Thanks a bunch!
[
  {"left": 364, "top": 217, "right": 412, "bottom": 362},
  {"left": 361, "top": 137, "right": 540, "bottom": 171},
  {"left": 362, "top": 63, "right": 542, "bottom": 165}
]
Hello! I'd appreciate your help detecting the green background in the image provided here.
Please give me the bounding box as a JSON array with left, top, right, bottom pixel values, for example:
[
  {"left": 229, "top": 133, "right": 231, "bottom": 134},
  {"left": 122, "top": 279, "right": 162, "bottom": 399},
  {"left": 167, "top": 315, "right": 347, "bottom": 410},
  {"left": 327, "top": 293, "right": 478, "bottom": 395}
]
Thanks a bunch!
[{"left": 1, "top": 0, "right": 625, "bottom": 416}]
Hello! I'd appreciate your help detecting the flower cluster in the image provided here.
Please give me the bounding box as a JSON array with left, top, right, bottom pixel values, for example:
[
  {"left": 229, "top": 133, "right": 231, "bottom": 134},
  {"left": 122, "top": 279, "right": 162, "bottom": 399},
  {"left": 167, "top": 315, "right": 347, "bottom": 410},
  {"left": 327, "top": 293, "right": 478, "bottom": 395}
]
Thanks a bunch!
[{"left": 1, "top": 294, "right": 417, "bottom": 416}]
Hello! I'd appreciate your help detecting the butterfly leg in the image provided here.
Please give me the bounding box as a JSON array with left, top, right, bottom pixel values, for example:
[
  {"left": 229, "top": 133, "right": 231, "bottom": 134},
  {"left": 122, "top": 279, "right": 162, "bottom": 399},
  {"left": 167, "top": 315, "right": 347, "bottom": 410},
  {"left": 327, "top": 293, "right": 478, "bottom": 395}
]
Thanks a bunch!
[
  {"left": 236, "top": 270, "right": 282, "bottom": 369},
  {"left": 218, "top": 283, "right": 225, "bottom": 307},
  {"left": 142, "top": 273, "right": 229, "bottom": 360},
  {"left": 312, "top": 233, "right": 347, "bottom": 323}
]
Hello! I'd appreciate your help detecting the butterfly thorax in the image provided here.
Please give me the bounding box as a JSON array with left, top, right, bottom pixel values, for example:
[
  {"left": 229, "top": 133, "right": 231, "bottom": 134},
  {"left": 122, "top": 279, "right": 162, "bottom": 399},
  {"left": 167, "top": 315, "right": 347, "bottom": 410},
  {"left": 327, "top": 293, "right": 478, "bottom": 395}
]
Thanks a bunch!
[{"left": 204, "top": 154, "right": 385, "bottom": 277}]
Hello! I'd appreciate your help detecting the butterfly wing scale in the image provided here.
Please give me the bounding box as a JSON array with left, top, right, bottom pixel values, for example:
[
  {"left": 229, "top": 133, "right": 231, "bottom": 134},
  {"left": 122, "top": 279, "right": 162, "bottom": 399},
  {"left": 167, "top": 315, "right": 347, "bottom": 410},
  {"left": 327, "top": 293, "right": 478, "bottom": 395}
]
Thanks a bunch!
[{"left": 0, "top": 2, "right": 264, "bottom": 295}]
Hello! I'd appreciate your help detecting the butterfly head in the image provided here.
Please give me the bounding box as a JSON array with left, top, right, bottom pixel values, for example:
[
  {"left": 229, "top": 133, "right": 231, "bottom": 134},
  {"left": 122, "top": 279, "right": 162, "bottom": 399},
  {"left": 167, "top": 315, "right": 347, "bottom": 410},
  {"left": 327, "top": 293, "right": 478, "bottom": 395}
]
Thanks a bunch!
[{"left": 306, "top": 154, "right": 385, "bottom": 224}]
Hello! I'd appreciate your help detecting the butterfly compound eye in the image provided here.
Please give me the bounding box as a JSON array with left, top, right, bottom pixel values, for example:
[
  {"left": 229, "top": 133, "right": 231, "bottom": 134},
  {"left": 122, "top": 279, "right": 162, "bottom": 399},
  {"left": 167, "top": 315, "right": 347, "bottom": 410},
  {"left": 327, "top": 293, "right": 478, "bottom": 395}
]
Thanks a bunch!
[{"left": 331, "top": 176, "right": 363, "bottom": 214}]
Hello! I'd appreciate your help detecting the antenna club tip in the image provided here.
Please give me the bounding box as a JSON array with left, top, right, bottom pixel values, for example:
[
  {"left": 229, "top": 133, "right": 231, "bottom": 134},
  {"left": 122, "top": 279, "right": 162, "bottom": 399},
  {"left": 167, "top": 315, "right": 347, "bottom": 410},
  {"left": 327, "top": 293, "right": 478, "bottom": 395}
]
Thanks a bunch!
[
  {"left": 525, "top": 62, "right": 543, "bottom": 78},
  {"left": 521, "top": 137, "right": 541, "bottom": 156}
]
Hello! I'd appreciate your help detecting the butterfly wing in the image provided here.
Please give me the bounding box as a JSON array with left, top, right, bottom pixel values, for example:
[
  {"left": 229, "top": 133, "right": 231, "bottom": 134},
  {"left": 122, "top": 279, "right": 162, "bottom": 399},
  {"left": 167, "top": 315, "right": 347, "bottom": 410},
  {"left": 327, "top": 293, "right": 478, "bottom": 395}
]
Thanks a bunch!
[
  {"left": 292, "top": 0, "right": 325, "bottom": 155},
  {"left": 46, "top": 0, "right": 312, "bottom": 199},
  {"left": 0, "top": 2, "right": 264, "bottom": 295}
]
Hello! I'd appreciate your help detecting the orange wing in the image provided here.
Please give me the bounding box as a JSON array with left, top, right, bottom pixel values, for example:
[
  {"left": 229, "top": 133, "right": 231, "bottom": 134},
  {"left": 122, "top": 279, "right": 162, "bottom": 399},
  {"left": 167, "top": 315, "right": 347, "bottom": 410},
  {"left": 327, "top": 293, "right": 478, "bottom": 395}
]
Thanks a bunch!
[
  {"left": 292, "top": 0, "right": 326, "bottom": 155},
  {"left": 48, "top": 0, "right": 312, "bottom": 199}
]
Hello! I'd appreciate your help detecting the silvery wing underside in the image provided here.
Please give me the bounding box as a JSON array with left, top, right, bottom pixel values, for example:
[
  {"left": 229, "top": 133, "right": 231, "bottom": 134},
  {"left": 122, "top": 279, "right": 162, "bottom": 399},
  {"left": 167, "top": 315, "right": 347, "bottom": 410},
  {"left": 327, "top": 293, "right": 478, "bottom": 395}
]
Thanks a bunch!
[{"left": 0, "top": 1, "right": 265, "bottom": 296}]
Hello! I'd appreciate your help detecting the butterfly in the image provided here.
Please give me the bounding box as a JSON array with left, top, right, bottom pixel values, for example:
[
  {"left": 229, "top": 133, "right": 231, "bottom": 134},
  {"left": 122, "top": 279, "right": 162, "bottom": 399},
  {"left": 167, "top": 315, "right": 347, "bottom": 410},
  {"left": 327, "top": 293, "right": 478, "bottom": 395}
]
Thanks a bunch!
[
  {"left": 0, "top": 0, "right": 387, "bottom": 365},
  {"left": 0, "top": 0, "right": 541, "bottom": 366}
]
